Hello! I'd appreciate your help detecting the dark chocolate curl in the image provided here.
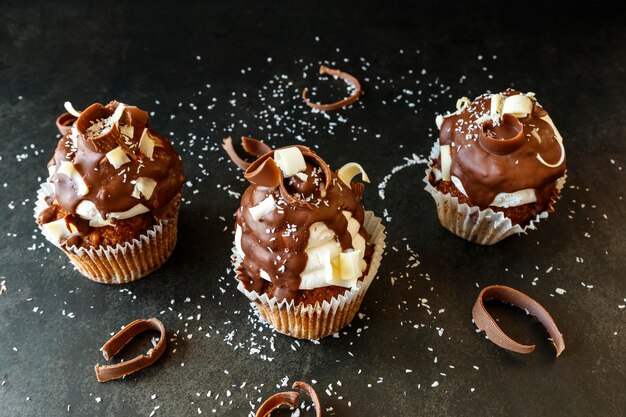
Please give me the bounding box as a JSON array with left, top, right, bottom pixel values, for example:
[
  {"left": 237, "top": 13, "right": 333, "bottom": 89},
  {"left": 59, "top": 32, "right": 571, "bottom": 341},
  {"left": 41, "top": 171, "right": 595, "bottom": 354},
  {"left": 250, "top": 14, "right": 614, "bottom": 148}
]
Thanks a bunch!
[
  {"left": 244, "top": 157, "right": 282, "bottom": 188},
  {"left": 255, "top": 381, "right": 322, "bottom": 417},
  {"left": 472, "top": 285, "right": 565, "bottom": 357},
  {"left": 242, "top": 136, "right": 272, "bottom": 157},
  {"left": 56, "top": 112, "right": 78, "bottom": 136},
  {"left": 222, "top": 137, "right": 252, "bottom": 170},
  {"left": 94, "top": 318, "right": 167, "bottom": 382},
  {"left": 302, "top": 65, "right": 362, "bottom": 111}
]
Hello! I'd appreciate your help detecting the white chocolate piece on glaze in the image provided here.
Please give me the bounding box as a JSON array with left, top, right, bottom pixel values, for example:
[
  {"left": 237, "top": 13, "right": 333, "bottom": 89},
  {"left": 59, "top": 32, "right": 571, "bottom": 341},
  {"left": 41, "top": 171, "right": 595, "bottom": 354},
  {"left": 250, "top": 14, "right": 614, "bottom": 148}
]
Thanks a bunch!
[
  {"left": 235, "top": 225, "right": 245, "bottom": 260},
  {"left": 132, "top": 177, "right": 157, "bottom": 200},
  {"left": 107, "top": 204, "right": 149, "bottom": 220},
  {"left": 337, "top": 162, "right": 370, "bottom": 188},
  {"left": 274, "top": 147, "right": 307, "bottom": 177},
  {"left": 139, "top": 128, "right": 155, "bottom": 159},
  {"left": 435, "top": 114, "right": 444, "bottom": 130},
  {"left": 490, "top": 94, "right": 504, "bottom": 119},
  {"left": 105, "top": 146, "right": 131, "bottom": 169},
  {"left": 75, "top": 200, "right": 113, "bottom": 227},
  {"left": 120, "top": 124, "right": 134, "bottom": 138},
  {"left": 249, "top": 194, "right": 276, "bottom": 221},
  {"left": 502, "top": 95, "right": 532, "bottom": 118},
  {"left": 440, "top": 144, "right": 452, "bottom": 181},
  {"left": 58, "top": 161, "right": 89, "bottom": 196}
]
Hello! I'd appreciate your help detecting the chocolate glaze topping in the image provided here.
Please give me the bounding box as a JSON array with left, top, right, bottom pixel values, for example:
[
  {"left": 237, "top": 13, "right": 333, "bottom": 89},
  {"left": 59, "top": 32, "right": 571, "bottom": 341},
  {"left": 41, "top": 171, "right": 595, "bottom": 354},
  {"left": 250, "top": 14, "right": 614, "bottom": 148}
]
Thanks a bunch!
[
  {"left": 45, "top": 101, "right": 185, "bottom": 227},
  {"left": 437, "top": 90, "right": 566, "bottom": 209},
  {"left": 232, "top": 142, "right": 369, "bottom": 302}
]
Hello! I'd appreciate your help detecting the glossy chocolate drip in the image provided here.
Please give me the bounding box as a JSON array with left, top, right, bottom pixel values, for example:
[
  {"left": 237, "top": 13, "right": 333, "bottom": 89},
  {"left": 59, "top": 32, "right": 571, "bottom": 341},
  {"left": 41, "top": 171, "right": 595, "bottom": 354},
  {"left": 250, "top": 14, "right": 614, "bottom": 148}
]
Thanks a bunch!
[
  {"left": 47, "top": 101, "right": 185, "bottom": 219},
  {"left": 438, "top": 90, "right": 566, "bottom": 209},
  {"left": 235, "top": 146, "right": 367, "bottom": 302}
]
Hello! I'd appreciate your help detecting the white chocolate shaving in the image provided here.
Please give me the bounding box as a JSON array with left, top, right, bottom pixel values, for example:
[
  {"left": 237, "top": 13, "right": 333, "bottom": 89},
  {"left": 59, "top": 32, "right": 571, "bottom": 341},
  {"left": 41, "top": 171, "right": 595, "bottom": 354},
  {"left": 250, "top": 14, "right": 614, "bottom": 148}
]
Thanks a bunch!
[
  {"left": 490, "top": 94, "right": 504, "bottom": 119},
  {"left": 451, "top": 175, "right": 468, "bottom": 197},
  {"left": 502, "top": 95, "right": 532, "bottom": 118},
  {"left": 107, "top": 103, "right": 126, "bottom": 127},
  {"left": 132, "top": 177, "right": 157, "bottom": 200},
  {"left": 530, "top": 129, "right": 542, "bottom": 143},
  {"left": 440, "top": 145, "right": 452, "bottom": 181},
  {"left": 41, "top": 217, "right": 76, "bottom": 244},
  {"left": 248, "top": 195, "right": 276, "bottom": 221},
  {"left": 337, "top": 162, "right": 370, "bottom": 188},
  {"left": 475, "top": 114, "right": 491, "bottom": 125},
  {"left": 339, "top": 249, "right": 363, "bottom": 281},
  {"left": 456, "top": 97, "right": 471, "bottom": 111},
  {"left": 139, "top": 128, "right": 155, "bottom": 160},
  {"left": 274, "top": 147, "right": 307, "bottom": 177},
  {"left": 63, "top": 101, "right": 82, "bottom": 117},
  {"left": 105, "top": 146, "right": 131, "bottom": 169},
  {"left": 58, "top": 161, "right": 89, "bottom": 196},
  {"left": 435, "top": 115, "right": 444, "bottom": 130},
  {"left": 120, "top": 124, "right": 134, "bottom": 138},
  {"left": 107, "top": 204, "right": 149, "bottom": 220},
  {"left": 75, "top": 200, "right": 112, "bottom": 227}
]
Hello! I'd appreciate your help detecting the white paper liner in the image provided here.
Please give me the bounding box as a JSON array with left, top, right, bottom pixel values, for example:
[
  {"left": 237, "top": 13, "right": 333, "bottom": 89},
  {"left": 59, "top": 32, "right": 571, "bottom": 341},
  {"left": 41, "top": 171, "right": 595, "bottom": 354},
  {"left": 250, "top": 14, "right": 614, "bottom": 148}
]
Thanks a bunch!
[
  {"left": 34, "top": 183, "right": 178, "bottom": 284},
  {"left": 231, "top": 210, "right": 386, "bottom": 340},
  {"left": 423, "top": 142, "right": 566, "bottom": 245}
]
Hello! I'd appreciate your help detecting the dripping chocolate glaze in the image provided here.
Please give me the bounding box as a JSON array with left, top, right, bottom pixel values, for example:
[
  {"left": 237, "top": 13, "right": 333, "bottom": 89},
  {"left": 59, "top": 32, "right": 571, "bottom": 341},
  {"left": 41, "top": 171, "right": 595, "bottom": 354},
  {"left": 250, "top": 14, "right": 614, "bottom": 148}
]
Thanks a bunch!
[
  {"left": 47, "top": 101, "right": 185, "bottom": 219},
  {"left": 438, "top": 90, "right": 566, "bottom": 210},
  {"left": 234, "top": 145, "right": 369, "bottom": 302}
]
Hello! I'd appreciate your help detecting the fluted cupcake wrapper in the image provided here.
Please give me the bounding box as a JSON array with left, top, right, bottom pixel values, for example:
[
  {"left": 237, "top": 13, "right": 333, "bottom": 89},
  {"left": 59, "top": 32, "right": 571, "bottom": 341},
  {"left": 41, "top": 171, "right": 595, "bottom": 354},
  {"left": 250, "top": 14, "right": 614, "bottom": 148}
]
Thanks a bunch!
[
  {"left": 231, "top": 210, "right": 386, "bottom": 340},
  {"left": 423, "top": 143, "right": 566, "bottom": 245},
  {"left": 34, "top": 183, "right": 178, "bottom": 284}
]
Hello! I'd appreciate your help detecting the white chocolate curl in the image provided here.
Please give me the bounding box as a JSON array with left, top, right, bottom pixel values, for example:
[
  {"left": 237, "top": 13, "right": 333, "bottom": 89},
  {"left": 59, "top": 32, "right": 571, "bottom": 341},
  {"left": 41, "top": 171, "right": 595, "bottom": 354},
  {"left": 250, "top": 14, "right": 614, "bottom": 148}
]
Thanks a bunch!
[
  {"left": 58, "top": 161, "right": 89, "bottom": 196},
  {"left": 435, "top": 115, "right": 444, "bottom": 130},
  {"left": 337, "top": 162, "right": 370, "bottom": 189},
  {"left": 139, "top": 128, "right": 155, "bottom": 159},
  {"left": 339, "top": 249, "right": 363, "bottom": 281},
  {"left": 456, "top": 97, "right": 471, "bottom": 111},
  {"left": 64, "top": 101, "right": 82, "bottom": 117},
  {"left": 490, "top": 94, "right": 504, "bottom": 119},
  {"left": 439, "top": 145, "right": 452, "bottom": 181},
  {"left": 105, "top": 146, "right": 131, "bottom": 169},
  {"left": 249, "top": 194, "right": 276, "bottom": 221},
  {"left": 274, "top": 147, "right": 307, "bottom": 177},
  {"left": 132, "top": 177, "right": 157, "bottom": 200},
  {"left": 502, "top": 95, "right": 533, "bottom": 118}
]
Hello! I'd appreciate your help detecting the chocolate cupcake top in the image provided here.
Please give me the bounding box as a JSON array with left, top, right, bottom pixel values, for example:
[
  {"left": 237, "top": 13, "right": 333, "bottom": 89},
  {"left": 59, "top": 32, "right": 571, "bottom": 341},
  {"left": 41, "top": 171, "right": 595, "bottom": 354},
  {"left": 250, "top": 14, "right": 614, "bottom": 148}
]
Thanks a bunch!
[
  {"left": 231, "top": 142, "right": 371, "bottom": 302},
  {"left": 39, "top": 101, "right": 185, "bottom": 246},
  {"left": 433, "top": 89, "right": 566, "bottom": 210}
]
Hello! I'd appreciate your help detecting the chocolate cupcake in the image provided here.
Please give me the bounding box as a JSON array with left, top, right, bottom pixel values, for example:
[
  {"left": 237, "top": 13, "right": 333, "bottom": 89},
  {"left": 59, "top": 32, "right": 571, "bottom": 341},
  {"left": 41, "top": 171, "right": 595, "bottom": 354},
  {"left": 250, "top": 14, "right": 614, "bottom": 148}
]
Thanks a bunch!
[
  {"left": 35, "top": 101, "right": 185, "bottom": 283},
  {"left": 225, "top": 138, "right": 385, "bottom": 339},
  {"left": 424, "top": 90, "right": 566, "bottom": 244}
]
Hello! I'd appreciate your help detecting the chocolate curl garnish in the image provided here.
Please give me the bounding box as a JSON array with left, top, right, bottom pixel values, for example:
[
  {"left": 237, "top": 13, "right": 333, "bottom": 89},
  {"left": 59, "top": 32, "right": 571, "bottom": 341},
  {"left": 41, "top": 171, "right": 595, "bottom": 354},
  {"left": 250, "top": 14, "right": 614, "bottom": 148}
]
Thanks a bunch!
[
  {"left": 222, "top": 136, "right": 273, "bottom": 171},
  {"left": 302, "top": 65, "right": 362, "bottom": 111},
  {"left": 472, "top": 285, "right": 565, "bottom": 357},
  {"left": 75, "top": 103, "right": 120, "bottom": 153},
  {"left": 478, "top": 114, "right": 525, "bottom": 155},
  {"left": 94, "top": 318, "right": 167, "bottom": 382},
  {"left": 277, "top": 146, "right": 333, "bottom": 209},
  {"left": 242, "top": 136, "right": 272, "bottom": 157},
  {"left": 350, "top": 181, "right": 365, "bottom": 201},
  {"left": 255, "top": 381, "right": 322, "bottom": 417},
  {"left": 56, "top": 112, "right": 78, "bottom": 136},
  {"left": 244, "top": 156, "right": 282, "bottom": 188}
]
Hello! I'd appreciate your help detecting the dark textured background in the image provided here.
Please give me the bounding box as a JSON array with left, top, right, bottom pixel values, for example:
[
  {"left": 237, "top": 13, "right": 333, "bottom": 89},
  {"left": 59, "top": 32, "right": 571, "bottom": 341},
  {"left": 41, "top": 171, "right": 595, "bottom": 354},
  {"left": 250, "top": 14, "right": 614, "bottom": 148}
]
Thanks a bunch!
[{"left": 1, "top": 1, "right": 625, "bottom": 416}]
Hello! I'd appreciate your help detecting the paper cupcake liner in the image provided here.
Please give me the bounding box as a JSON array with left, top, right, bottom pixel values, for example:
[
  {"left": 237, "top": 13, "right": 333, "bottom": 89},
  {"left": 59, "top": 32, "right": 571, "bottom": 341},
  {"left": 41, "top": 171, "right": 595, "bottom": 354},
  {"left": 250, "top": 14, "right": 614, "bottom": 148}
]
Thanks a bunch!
[
  {"left": 34, "top": 183, "right": 178, "bottom": 284},
  {"left": 423, "top": 143, "right": 566, "bottom": 245},
  {"left": 231, "top": 211, "right": 386, "bottom": 340}
]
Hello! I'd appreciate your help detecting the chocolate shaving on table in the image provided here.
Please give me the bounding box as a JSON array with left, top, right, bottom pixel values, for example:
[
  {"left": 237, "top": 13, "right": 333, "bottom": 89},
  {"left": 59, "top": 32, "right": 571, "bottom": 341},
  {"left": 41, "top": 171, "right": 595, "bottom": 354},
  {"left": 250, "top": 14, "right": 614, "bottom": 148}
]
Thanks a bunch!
[
  {"left": 255, "top": 381, "right": 322, "bottom": 417},
  {"left": 302, "top": 65, "right": 362, "bottom": 111},
  {"left": 55, "top": 112, "right": 77, "bottom": 136},
  {"left": 472, "top": 285, "right": 565, "bottom": 357},
  {"left": 94, "top": 318, "right": 167, "bottom": 382}
]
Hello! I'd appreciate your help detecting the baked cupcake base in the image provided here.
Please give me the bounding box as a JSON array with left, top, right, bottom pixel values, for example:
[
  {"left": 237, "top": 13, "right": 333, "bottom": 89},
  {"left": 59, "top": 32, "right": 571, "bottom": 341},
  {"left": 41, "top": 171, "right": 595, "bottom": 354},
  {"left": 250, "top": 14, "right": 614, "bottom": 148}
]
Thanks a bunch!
[
  {"left": 424, "top": 143, "right": 566, "bottom": 245},
  {"left": 34, "top": 183, "right": 178, "bottom": 284},
  {"left": 232, "top": 211, "right": 386, "bottom": 340}
]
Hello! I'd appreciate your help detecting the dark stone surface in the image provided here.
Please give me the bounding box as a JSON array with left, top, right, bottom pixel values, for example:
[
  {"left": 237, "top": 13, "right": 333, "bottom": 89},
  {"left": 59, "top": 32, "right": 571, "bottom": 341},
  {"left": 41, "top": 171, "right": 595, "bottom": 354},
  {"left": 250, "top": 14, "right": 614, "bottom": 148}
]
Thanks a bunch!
[{"left": 0, "top": 1, "right": 624, "bottom": 416}]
